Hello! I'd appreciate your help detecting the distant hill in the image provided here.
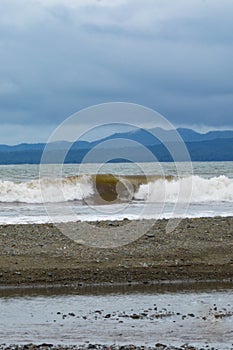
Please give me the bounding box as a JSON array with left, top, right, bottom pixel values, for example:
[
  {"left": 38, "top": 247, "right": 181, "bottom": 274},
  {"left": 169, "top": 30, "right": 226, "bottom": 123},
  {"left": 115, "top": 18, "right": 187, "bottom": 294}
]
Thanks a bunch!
[
  {"left": 101, "top": 127, "right": 233, "bottom": 145},
  {"left": 0, "top": 128, "right": 232, "bottom": 164},
  {"left": 177, "top": 128, "right": 233, "bottom": 142}
]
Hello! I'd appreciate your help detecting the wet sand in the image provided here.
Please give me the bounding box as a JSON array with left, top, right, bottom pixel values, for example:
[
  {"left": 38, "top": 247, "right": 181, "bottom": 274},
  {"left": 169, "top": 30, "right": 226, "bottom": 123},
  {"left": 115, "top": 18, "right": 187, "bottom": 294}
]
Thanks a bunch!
[
  {"left": 1, "top": 283, "right": 233, "bottom": 350},
  {"left": 0, "top": 216, "right": 233, "bottom": 287}
]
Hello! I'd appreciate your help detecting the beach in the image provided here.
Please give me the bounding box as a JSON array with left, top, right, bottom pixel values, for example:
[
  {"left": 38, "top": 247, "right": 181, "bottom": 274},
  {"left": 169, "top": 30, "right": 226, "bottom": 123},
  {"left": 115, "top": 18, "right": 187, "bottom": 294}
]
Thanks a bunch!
[
  {"left": 1, "top": 216, "right": 233, "bottom": 350},
  {"left": 0, "top": 216, "right": 232, "bottom": 286}
]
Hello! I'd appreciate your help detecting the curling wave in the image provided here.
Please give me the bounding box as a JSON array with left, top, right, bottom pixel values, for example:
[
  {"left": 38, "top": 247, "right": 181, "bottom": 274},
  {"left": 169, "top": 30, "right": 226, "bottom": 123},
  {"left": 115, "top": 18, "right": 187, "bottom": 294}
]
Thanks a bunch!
[{"left": 0, "top": 174, "right": 232, "bottom": 204}]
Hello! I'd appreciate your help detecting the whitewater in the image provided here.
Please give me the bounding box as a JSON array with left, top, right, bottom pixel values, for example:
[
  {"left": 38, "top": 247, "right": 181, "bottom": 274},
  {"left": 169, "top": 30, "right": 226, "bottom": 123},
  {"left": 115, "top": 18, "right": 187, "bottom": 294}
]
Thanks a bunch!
[
  {"left": 0, "top": 174, "right": 233, "bottom": 204},
  {"left": 0, "top": 162, "right": 232, "bottom": 224}
]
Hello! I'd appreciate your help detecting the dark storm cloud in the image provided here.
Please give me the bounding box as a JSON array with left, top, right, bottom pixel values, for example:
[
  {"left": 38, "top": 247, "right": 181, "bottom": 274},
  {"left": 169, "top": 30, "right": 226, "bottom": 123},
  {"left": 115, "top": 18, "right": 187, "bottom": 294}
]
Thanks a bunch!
[{"left": 0, "top": 0, "right": 232, "bottom": 143}]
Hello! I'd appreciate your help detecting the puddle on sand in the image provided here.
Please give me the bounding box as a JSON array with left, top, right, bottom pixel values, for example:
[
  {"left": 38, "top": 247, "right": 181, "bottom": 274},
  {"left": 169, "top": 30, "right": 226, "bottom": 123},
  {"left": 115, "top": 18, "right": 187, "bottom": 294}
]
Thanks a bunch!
[{"left": 0, "top": 282, "right": 233, "bottom": 349}]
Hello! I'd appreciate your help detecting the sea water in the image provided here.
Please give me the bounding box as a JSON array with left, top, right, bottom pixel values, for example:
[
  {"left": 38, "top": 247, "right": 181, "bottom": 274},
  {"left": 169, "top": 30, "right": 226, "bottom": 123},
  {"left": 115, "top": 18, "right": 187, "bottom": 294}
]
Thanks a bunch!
[{"left": 0, "top": 162, "right": 232, "bottom": 224}]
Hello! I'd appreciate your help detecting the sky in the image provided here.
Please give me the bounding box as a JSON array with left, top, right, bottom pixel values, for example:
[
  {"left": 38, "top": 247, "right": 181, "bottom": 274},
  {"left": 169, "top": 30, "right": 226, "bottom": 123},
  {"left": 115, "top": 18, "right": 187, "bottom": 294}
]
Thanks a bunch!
[{"left": 0, "top": 0, "right": 233, "bottom": 144}]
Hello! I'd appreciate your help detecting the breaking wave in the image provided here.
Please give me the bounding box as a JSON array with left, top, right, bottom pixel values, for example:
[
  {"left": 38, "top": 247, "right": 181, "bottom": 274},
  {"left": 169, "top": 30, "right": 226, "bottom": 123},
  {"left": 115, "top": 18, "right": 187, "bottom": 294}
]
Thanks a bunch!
[
  {"left": 0, "top": 175, "right": 94, "bottom": 203},
  {"left": 135, "top": 175, "right": 233, "bottom": 203},
  {"left": 0, "top": 174, "right": 232, "bottom": 204}
]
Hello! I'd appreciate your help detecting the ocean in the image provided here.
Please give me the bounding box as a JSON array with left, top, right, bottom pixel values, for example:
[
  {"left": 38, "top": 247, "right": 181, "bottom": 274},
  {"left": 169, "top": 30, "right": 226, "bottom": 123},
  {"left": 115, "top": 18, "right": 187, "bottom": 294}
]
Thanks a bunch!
[{"left": 0, "top": 161, "right": 232, "bottom": 225}]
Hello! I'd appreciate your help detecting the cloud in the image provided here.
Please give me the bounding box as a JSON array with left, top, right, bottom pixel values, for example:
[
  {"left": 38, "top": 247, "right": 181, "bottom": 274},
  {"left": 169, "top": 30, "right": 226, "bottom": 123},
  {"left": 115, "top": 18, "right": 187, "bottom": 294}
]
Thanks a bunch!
[{"left": 0, "top": 0, "right": 232, "bottom": 143}]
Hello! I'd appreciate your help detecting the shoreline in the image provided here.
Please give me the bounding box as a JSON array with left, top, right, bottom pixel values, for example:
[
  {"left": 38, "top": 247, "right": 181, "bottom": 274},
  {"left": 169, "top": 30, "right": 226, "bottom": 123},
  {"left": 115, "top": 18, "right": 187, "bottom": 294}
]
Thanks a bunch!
[
  {"left": 0, "top": 216, "right": 233, "bottom": 287},
  {"left": 1, "top": 279, "right": 233, "bottom": 297}
]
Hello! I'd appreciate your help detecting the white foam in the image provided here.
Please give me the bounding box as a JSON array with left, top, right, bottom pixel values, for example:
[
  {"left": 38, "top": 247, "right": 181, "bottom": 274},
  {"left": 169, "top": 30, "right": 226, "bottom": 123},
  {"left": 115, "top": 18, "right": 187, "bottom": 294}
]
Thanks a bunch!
[
  {"left": 135, "top": 175, "right": 233, "bottom": 203},
  {"left": 0, "top": 175, "right": 94, "bottom": 203}
]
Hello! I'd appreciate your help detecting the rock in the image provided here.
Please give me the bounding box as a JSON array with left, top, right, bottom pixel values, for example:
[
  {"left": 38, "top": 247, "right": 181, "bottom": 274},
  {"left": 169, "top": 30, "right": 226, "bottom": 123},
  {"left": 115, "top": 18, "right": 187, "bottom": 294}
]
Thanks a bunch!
[
  {"left": 130, "top": 314, "right": 140, "bottom": 319},
  {"left": 39, "top": 344, "right": 53, "bottom": 348},
  {"left": 155, "top": 343, "right": 167, "bottom": 349},
  {"left": 23, "top": 344, "right": 34, "bottom": 350}
]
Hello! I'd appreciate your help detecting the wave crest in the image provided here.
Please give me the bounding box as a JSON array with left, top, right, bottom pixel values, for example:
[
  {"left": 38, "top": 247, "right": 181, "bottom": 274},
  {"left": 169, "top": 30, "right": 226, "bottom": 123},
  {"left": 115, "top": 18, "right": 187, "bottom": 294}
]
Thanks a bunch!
[
  {"left": 0, "top": 174, "right": 232, "bottom": 204},
  {"left": 135, "top": 175, "right": 233, "bottom": 203}
]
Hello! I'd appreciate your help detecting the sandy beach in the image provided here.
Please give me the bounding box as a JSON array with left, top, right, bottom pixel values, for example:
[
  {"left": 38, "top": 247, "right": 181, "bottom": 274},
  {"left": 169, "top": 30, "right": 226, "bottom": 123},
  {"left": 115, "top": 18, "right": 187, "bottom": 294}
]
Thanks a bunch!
[{"left": 0, "top": 216, "right": 232, "bottom": 287}]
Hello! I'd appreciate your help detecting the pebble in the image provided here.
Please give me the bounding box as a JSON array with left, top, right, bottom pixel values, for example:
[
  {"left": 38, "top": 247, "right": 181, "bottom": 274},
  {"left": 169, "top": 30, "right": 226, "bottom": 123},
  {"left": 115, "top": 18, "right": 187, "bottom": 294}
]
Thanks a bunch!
[{"left": 0, "top": 346, "right": 207, "bottom": 350}]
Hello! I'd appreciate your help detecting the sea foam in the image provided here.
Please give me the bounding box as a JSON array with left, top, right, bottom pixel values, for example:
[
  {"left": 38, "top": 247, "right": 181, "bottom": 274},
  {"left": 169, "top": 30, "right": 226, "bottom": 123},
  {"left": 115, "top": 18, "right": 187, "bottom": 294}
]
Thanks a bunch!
[
  {"left": 0, "top": 174, "right": 232, "bottom": 204},
  {"left": 0, "top": 175, "right": 94, "bottom": 203},
  {"left": 135, "top": 175, "right": 233, "bottom": 203}
]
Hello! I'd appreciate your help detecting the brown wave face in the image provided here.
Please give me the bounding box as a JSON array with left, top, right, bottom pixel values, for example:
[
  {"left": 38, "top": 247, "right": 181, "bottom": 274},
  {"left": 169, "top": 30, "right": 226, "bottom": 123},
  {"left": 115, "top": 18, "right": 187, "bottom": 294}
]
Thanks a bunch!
[
  {"left": 88, "top": 174, "right": 175, "bottom": 204},
  {"left": 93, "top": 174, "right": 145, "bottom": 203}
]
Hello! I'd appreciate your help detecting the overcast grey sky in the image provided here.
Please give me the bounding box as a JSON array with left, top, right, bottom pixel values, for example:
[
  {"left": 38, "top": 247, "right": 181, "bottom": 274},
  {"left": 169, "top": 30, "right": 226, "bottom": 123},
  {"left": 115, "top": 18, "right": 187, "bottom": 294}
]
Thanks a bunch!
[{"left": 0, "top": 0, "right": 233, "bottom": 144}]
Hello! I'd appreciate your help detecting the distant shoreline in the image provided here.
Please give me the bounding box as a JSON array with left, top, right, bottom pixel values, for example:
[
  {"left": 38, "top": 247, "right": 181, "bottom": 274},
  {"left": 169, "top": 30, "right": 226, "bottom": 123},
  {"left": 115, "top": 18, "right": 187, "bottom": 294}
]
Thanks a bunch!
[
  {"left": 0, "top": 127, "right": 233, "bottom": 163},
  {"left": 0, "top": 159, "right": 233, "bottom": 165},
  {"left": 0, "top": 216, "right": 232, "bottom": 287}
]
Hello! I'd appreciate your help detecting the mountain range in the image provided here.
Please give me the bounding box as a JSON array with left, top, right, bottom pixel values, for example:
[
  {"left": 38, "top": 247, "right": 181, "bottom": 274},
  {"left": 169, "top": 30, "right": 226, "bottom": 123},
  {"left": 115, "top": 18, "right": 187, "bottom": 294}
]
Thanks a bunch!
[{"left": 0, "top": 128, "right": 232, "bottom": 164}]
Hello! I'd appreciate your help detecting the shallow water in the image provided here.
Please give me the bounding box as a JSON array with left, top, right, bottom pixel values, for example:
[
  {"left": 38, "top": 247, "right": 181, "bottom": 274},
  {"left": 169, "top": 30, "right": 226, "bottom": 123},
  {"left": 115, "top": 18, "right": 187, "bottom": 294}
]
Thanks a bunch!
[{"left": 0, "top": 283, "right": 233, "bottom": 348}]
